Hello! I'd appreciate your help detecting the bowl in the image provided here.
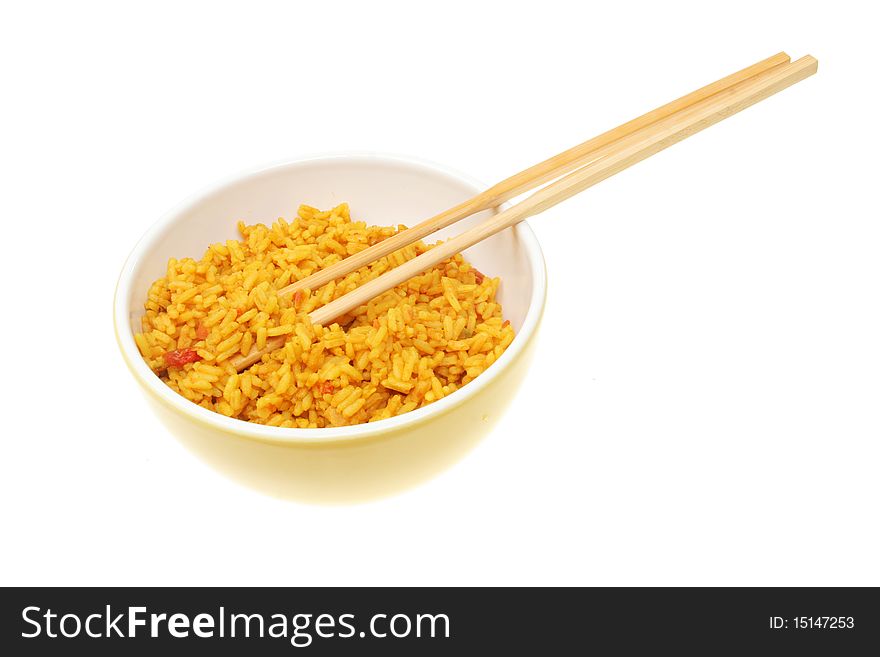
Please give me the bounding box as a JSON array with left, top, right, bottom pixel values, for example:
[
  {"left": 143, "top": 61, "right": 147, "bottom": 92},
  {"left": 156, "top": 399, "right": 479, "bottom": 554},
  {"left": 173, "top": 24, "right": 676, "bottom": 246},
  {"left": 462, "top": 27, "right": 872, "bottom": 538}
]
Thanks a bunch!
[{"left": 114, "top": 153, "right": 546, "bottom": 502}]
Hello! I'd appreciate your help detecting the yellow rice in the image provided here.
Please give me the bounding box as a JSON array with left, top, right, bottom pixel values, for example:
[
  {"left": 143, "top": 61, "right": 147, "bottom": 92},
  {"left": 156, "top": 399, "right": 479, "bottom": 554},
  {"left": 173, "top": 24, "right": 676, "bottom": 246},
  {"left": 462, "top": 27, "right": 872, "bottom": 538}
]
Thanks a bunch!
[{"left": 135, "top": 203, "right": 515, "bottom": 428}]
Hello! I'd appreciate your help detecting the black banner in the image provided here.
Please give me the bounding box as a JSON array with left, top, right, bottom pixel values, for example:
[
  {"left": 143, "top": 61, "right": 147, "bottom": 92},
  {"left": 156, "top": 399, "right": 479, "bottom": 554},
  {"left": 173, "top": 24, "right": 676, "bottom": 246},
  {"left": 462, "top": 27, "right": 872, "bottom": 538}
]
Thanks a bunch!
[{"left": 2, "top": 587, "right": 877, "bottom": 654}]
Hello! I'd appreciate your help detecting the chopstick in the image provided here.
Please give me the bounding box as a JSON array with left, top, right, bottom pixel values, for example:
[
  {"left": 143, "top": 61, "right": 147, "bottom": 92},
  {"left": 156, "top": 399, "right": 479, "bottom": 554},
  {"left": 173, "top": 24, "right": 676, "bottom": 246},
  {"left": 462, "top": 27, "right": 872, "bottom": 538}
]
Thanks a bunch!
[
  {"left": 277, "top": 52, "right": 791, "bottom": 300},
  {"left": 309, "top": 55, "right": 817, "bottom": 323},
  {"left": 231, "top": 53, "right": 816, "bottom": 371}
]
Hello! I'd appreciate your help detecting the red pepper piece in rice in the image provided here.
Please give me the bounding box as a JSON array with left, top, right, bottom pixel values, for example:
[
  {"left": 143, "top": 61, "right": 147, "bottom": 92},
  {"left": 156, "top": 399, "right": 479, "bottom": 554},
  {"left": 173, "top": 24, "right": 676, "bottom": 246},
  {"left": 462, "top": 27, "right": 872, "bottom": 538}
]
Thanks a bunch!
[{"left": 163, "top": 348, "right": 202, "bottom": 368}]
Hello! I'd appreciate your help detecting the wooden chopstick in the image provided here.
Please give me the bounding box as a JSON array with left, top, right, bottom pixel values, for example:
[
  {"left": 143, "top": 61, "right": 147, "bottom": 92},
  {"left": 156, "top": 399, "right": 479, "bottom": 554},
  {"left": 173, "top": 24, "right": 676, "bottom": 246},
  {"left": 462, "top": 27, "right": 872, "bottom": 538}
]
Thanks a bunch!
[
  {"left": 231, "top": 54, "right": 816, "bottom": 372},
  {"left": 276, "top": 52, "right": 791, "bottom": 300},
  {"left": 309, "top": 56, "right": 817, "bottom": 323}
]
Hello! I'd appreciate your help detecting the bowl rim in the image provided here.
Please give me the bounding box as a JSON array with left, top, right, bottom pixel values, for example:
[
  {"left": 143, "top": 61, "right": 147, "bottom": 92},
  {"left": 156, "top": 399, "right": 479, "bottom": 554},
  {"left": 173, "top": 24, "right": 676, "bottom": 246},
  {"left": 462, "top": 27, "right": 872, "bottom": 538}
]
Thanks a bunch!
[{"left": 113, "top": 152, "right": 547, "bottom": 445}]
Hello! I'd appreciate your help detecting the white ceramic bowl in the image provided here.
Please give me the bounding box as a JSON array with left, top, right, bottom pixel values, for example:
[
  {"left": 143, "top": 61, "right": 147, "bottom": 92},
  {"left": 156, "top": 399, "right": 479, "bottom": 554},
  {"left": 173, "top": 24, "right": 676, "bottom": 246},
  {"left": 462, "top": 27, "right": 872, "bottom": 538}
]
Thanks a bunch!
[{"left": 115, "top": 154, "right": 546, "bottom": 502}]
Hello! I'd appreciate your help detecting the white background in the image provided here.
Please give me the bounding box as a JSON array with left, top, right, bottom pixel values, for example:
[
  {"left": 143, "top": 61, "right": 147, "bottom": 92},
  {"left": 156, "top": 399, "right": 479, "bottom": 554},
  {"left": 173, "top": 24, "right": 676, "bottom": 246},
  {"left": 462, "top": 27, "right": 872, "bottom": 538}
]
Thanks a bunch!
[{"left": 2, "top": 1, "right": 877, "bottom": 586}]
